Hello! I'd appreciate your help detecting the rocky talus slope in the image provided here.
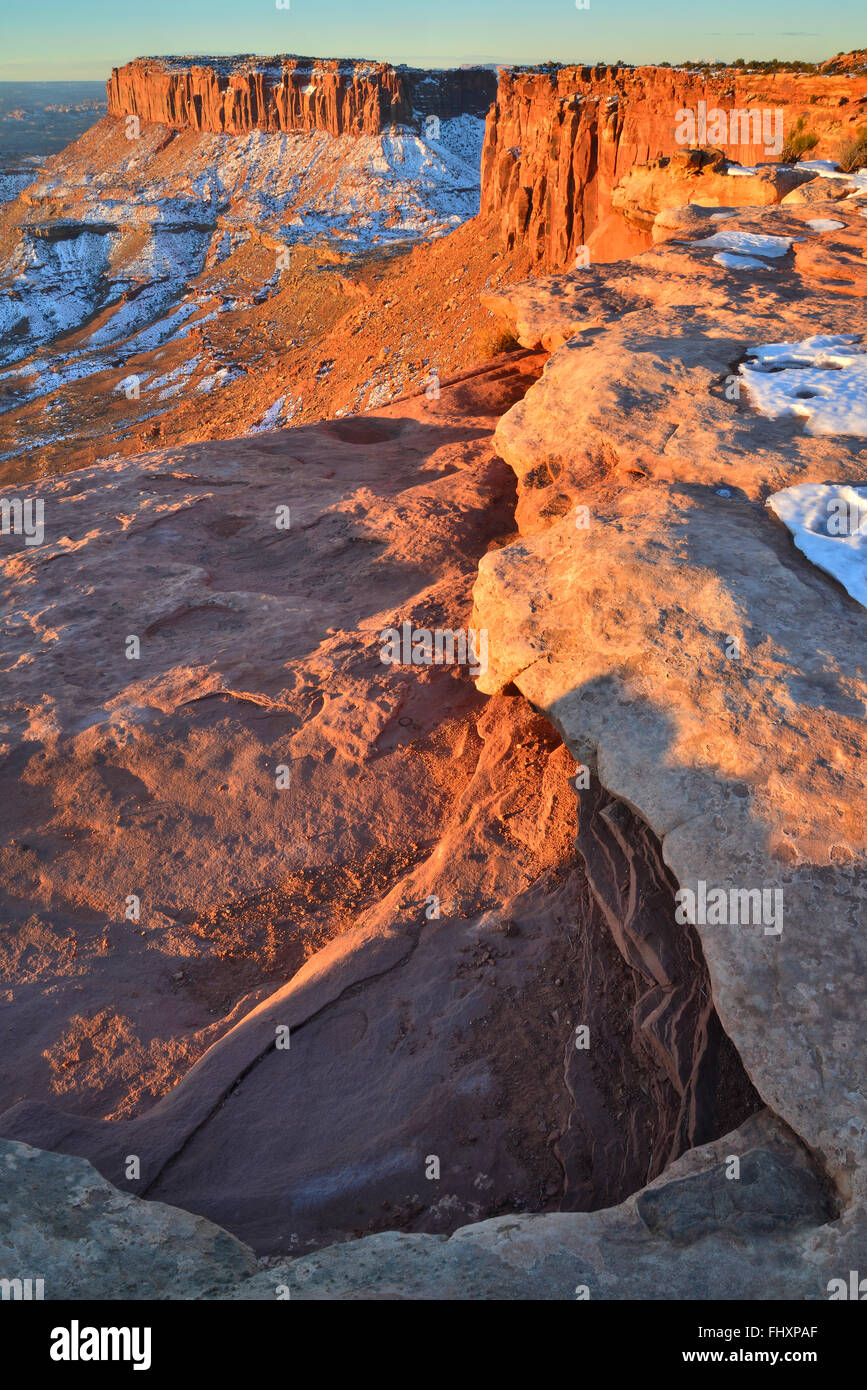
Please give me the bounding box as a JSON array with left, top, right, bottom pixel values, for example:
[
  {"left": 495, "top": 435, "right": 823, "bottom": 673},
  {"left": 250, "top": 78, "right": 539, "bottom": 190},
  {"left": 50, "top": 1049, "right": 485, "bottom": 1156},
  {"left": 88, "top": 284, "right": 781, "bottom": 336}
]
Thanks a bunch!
[{"left": 1, "top": 182, "right": 865, "bottom": 1296}]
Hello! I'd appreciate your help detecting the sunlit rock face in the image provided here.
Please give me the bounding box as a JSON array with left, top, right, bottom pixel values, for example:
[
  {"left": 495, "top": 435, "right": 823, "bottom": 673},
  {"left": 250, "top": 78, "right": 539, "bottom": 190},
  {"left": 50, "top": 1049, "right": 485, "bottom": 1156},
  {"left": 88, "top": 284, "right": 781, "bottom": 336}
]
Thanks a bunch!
[
  {"left": 479, "top": 64, "right": 867, "bottom": 269},
  {"left": 106, "top": 56, "right": 497, "bottom": 138},
  {"left": 473, "top": 197, "right": 867, "bottom": 1211},
  {"left": 1, "top": 52, "right": 865, "bottom": 1301}
]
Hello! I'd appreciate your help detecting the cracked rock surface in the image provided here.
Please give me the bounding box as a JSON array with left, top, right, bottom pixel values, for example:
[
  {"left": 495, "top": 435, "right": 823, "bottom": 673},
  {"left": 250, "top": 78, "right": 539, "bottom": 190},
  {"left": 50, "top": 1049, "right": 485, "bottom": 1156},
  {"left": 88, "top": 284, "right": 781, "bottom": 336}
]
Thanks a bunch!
[
  {"left": 0, "top": 354, "right": 756, "bottom": 1259},
  {"left": 2, "top": 1111, "right": 855, "bottom": 1299},
  {"left": 2, "top": 195, "right": 864, "bottom": 1298}
]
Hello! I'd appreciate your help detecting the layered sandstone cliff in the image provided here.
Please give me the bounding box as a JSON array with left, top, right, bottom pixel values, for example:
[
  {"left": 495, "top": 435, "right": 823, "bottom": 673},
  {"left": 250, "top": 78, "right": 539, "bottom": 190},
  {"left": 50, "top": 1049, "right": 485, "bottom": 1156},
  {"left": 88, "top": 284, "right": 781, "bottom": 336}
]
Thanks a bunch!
[
  {"left": 107, "top": 55, "right": 497, "bottom": 138},
  {"left": 480, "top": 64, "right": 867, "bottom": 268},
  {"left": 103, "top": 56, "right": 867, "bottom": 276}
]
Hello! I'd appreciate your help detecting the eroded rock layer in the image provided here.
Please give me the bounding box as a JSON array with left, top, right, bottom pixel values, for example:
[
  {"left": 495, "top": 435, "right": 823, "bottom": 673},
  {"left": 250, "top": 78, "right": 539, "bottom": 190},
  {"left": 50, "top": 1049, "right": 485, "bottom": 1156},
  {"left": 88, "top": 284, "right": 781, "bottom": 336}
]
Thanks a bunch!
[
  {"left": 565, "top": 779, "right": 756, "bottom": 1209},
  {"left": 107, "top": 56, "right": 497, "bottom": 137},
  {"left": 2, "top": 1110, "right": 848, "bottom": 1300},
  {"left": 480, "top": 65, "right": 867, "bottom": 267}
]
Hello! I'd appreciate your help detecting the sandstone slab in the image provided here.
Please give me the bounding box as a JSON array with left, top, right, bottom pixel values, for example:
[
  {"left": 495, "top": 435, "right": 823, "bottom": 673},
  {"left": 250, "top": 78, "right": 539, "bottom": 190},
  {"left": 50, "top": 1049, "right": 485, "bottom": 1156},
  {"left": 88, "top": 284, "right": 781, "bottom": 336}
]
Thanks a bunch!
[
  {"left": 473, "top": 203, "right": 867, "bottom": 1215},
  {"left": 0, "top": 1139, "right": 256, "bottom": 1299}
]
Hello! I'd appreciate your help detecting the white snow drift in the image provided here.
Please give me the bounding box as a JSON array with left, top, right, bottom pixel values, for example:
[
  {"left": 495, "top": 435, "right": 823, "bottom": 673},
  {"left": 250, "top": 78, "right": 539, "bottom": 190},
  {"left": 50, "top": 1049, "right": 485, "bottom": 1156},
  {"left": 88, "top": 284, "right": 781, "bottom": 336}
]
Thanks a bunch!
[
  {"left": 767, "top": 483, "right": 867, "bottom": 609},
  {"left": 739, "top": 334, "right": 867, "bottom": 437},
  {"left": 688, "top": 230, "right": 795, "bottom": 257}
]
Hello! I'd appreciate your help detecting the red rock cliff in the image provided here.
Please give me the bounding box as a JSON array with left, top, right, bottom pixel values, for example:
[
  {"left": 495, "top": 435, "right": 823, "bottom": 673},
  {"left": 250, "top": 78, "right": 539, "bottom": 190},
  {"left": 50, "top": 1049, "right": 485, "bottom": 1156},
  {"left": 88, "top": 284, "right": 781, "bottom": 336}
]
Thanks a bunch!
[
  {"left": 481, "top": 65, "right": 867, "bottom": 269},
  {"left": 107, "top": 55, "right": 497, "bottom": 138}
]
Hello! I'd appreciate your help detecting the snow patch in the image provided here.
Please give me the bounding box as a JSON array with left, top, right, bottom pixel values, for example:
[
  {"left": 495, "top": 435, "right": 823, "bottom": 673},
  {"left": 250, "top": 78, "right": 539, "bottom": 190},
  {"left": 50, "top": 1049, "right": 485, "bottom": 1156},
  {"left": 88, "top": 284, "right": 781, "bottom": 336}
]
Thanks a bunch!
[
  {"left": 794, "top": 160, "right": 867, "bottom": 195},
  {"left": 767, "top": 483, "right": 867, "bottom": 608},
  {"left": 251, "top": 397, "right": 286, "bottom": 432},
  {"left": 740, "top": 334, "right": 867, "bottom": 436},
  {"left": 0, "top": 171, "right": 37, "bottom": 205},
  {"left": 687, "top": 230, "right": 794, "bottom": 257},
  {"left": 713, "top": 251, "right": 776, "bottom": 270},
  {"left": 797, "top": 160, "right": 847, "bottom": 177}
]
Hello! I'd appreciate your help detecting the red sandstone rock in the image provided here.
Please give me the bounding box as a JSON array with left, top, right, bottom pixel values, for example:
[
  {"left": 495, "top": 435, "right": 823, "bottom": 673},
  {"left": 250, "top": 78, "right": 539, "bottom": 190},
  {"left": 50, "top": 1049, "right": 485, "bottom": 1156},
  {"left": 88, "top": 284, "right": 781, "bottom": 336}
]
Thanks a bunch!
[
  {"left": 820, "top": 49, "right": 867, "bottom": 74},
  {"left": 0, "top": 355, "right": 758, "bottom": 1252},
  {"left": 611, "top": 148, "right": 813, "bottom": 232},
  {"left": 480, "top": 64, "right": 867, "bottom": 270},
  {"left": 107, "top": 56, "right": 496, "bottom": 138}
]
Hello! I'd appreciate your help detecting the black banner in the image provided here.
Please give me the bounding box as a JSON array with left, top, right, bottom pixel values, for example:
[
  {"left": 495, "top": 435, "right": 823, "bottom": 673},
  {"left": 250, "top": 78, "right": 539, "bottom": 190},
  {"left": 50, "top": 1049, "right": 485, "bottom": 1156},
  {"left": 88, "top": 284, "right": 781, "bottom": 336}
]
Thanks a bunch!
[{"left": 4, "top": 1298, "right": 861, "bottom": 1376}]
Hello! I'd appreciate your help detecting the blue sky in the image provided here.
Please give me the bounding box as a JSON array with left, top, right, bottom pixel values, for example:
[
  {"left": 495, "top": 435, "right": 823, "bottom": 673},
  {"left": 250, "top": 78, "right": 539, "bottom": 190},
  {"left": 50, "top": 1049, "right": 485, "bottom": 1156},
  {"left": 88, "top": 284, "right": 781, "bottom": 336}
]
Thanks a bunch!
[{"left": 0, "top": 0, "right": 861, "bottom": 81}]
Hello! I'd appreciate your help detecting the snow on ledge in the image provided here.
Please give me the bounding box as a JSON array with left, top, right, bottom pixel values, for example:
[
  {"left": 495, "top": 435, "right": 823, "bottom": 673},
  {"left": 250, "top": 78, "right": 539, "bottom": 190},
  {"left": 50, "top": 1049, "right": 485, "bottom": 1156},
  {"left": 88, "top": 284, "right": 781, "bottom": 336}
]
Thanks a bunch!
[
  {"left": 739, "top": 334, "right": 867, "bottom": 437},
  {"left": 796, "top": 160, "right": 867, "bottom": 194},
  {"left": 767, "top": 483, "right": 867, "bottom": 609},
  {"left": 683, "top": 230, "right": 794, "bottom": 257},
  {"left": 713, "top": 251, "right": 777, "bottom": 270},
  {"left": 796, "top": 159, "right": 850, "bottom": 179}
]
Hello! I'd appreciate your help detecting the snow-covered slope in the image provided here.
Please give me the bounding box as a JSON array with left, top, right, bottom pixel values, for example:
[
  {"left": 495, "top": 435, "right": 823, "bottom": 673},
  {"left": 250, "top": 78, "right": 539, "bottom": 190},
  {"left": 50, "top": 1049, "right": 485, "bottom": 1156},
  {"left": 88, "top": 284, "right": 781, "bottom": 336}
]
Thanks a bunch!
[{"left": 0, "top": 113, "right": 486, "bottom": 375}]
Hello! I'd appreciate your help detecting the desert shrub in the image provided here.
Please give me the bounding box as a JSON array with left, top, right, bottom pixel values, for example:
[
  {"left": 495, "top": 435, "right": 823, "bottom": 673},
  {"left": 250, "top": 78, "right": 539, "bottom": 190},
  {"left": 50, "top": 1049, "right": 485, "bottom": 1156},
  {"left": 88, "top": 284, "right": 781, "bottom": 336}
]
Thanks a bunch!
[
  {"left": 781, "top": 115, "right": 820, "bottom": 162},
  {"left": 838, "top": 126, "right": 867, "bottom": 172},
  {"left": 740, "top": 57, "right": 817, "bottom": 73},
  {"left": 474, "top": 321, "right": 521, "bottom": 358}
]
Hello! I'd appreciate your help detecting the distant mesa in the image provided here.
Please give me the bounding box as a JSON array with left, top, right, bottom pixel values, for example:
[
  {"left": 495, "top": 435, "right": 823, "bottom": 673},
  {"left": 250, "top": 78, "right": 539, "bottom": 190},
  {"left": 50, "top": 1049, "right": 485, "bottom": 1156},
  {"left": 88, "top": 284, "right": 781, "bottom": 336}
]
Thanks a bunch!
[{"left": 107, "top": 55, "right": 499, "bottom": 139}]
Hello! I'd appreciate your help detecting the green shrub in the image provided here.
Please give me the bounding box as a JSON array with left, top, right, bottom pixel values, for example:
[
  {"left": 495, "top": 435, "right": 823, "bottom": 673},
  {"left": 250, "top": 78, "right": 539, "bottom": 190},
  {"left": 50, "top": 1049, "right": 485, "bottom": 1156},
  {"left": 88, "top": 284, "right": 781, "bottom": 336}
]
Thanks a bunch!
[
  {"left": 838, "top": 126, "right": 867, "bottom": 172},
  {"left": 781, "top": 115, "right": 820, "bottom": 163}
]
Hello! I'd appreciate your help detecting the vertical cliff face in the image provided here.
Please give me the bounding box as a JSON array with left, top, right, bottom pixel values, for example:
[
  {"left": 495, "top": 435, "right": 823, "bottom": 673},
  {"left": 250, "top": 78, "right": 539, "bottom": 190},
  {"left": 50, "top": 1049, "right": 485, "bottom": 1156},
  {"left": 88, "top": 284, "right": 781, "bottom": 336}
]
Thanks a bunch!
[
  {"left": 480, "top": 64, "right": 867, "bottom": 269},
  {"left": 106, "top": 56, "right": 497, "bottom": 138},
  {"left": 105, "top": 57, "right": 867, "bottom": 274}
]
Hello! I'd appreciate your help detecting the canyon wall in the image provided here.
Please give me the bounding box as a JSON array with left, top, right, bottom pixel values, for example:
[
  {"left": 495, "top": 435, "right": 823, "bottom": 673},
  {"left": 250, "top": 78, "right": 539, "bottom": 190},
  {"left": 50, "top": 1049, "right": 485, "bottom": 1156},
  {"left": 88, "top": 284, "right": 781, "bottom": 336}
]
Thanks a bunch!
[
  {"left": 480, "top": 64, "right": 867, "bottom": 268},
  {"left": 106, "top": 56, "right": 497, "bottom": 138},
  {"left": 105, "top": 57, "right": 867, "bottom": 272}
]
